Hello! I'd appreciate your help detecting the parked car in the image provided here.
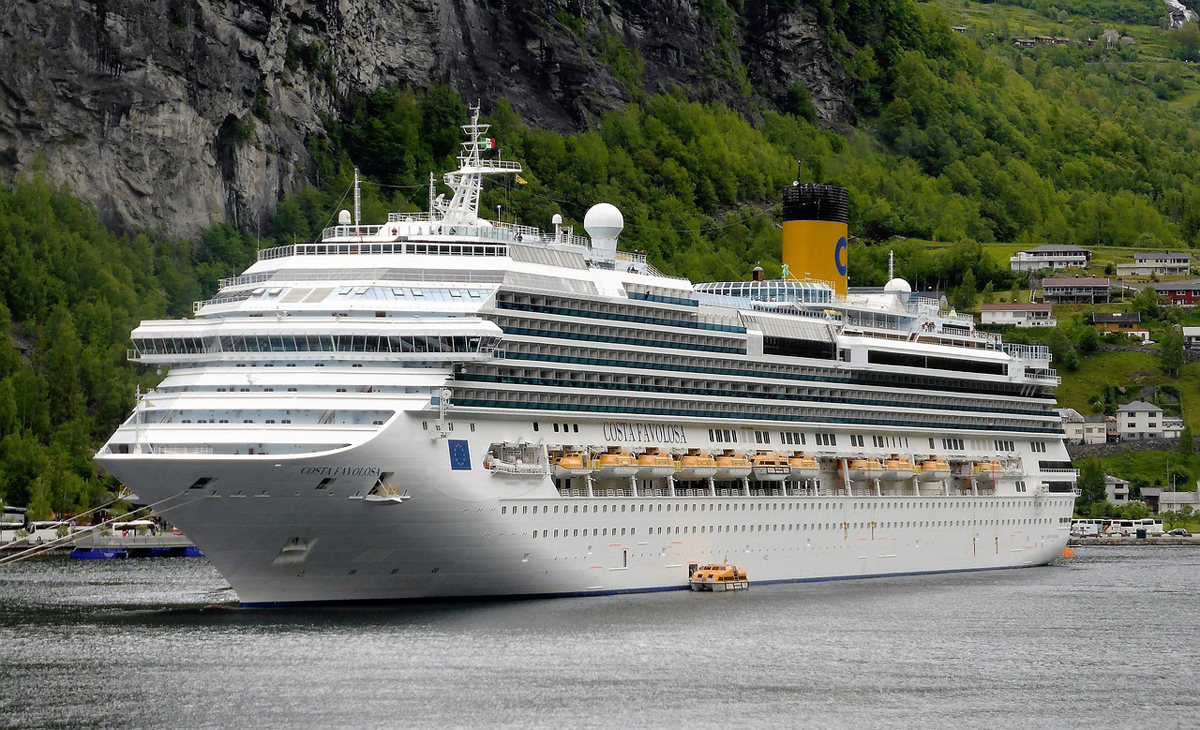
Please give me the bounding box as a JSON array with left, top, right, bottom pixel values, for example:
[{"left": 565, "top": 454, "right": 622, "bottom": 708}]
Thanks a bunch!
[{"left": 1167, "top": 528, "right": 1191, "bottom": 537}]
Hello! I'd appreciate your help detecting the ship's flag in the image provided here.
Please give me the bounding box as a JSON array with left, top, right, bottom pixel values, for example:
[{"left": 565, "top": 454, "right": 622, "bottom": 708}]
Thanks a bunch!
[
  {"left": 448, "top": 440, "right": 472, "bottom": 471},
  {"left": 483, "top": 138, "right": 497, "bottom": 150},
  {"left": 515, "top": 174, "right": 527, "bottom": 185}
]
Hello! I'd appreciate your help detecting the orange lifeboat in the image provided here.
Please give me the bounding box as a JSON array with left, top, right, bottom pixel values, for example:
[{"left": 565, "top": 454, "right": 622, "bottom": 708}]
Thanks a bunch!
[
  {"left": 846, "top": 458, "right": 883, "bottom": 482},
  {"left": 974, "top": 461, "right": 1004, "bottom": 484},
  {"left": 593, "top": 448, "right": 638, "bottom": 479},
  {"left": 788, "top": 452, "right": 821, "bottom": 480},
  {"left": 751, "top": 452, "right": 791, "bottom": 482},
  {"left": 714, "top": 450, "right": 752, "bottom": 480},
  {"left": 636, "top": 449, "right": 676, "bottom": 478},
  {"left": 676, "top": 449, "right": 718, "bottom": 480},
  {"left": 917, "top": 458, "right": 951, "bottom": 482},
  {"left": 552, "top": 452, "right": 591, "bottom": 478},
  {"left": 881, "top": 456, "right": 916, "bottom": 482}
]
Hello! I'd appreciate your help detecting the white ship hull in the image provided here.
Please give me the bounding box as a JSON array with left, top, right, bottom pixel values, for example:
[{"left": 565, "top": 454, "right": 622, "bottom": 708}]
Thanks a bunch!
[{"left": 98, "top": 413, "right": 1074, "bottom": 607}]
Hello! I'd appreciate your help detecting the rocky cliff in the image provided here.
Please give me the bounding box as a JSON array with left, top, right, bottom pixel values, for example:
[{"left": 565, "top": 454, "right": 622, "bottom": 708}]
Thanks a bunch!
[{"left": 0, "top": 0, "right": 852, "bottom": 236}]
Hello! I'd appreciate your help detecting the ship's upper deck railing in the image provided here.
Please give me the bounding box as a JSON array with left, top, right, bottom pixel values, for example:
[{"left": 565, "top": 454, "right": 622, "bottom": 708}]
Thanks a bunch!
[
  {"left": 315, "top": 218, "right": 592, "bottom": 250},
  {"left": 1003, "top": 342, "right": 1053, "bottom": 362}
]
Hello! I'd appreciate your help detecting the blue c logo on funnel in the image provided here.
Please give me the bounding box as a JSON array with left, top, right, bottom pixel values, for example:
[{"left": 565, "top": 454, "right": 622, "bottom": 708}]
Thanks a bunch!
[{"left": 834, "top": 236, "right": 848, "bottom": 277}]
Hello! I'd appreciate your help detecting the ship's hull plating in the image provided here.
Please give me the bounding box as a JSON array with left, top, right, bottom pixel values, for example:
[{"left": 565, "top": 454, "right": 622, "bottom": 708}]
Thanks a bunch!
[{"left": 97, "top": 413, "right": 1074, "bottom": 606}]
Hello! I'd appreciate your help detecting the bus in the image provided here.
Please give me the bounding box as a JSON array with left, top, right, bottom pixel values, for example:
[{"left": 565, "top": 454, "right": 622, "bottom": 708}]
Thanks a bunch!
[
  {"left": 25, "top": 520, "right": 80, "bottom": 545},
  {"left": 1104, "top": 518, "right": 1164, "bottom": 537},
  {"left": 1, "top": 506, "right": 28, "bottom": 544},
  {"left": 1070, "top": 519, "right": 1105, "bottom": 537}
]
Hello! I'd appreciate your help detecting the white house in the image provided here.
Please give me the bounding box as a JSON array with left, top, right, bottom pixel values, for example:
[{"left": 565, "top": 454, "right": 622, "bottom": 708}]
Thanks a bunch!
[
  {"left": 1116, "top": 251, "right": 1191, "bottom": 277},
  {"left": 1105, "top": 475, "right": 1131, "bottom": 506},
  {"left": 1183, "top": 326, "right": 1200, "bottom": 350},
  {"left": 1059, "top": 408, "right": 1107, "bottom": 444},
  {"left": 1009, "top": 244, "right": 1091, "bottom": 272},
  {"left": 979, "top": 302, "right": 1056, "bottom": 327},
  {"left": 1117, "top": 400, "right": 1168, "bottom": 440}
]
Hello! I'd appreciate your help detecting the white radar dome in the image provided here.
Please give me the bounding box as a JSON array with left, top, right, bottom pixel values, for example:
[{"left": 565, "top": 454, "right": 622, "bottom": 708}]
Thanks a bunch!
[
  {"left": 338, "top": 209, "right": 352, "bottom": 225},
  {"left": 883, "top": 277, "right": 912, "bottom": 294},
  {"left": 552, "top": 213, "right": 563, "bottom": 226},
  {"left": 584, "top": 203, "right": 624, "bottom": 240}
]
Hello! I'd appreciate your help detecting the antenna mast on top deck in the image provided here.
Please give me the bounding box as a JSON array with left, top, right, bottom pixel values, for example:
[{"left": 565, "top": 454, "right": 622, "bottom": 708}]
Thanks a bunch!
[{"left": 353, "top": 167, "right": 361, "bottom": 226}]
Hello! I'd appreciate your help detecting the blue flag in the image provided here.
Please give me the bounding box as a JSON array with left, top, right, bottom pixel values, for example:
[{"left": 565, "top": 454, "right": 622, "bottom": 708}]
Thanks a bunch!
[{"left": 448, "top": 440, "right": 472, "bottom": 471}]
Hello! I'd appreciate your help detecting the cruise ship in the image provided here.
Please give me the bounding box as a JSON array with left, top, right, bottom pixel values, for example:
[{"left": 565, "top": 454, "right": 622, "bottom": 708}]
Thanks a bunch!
[{"left": 96, "top": 108, "right": 1077, "bottom": 606}]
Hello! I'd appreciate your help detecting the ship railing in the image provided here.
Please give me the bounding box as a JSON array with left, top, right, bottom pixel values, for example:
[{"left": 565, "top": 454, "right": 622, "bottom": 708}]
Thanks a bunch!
[
  {"left": 146, "top": 444, "right": 216, "bottom": 455},
  {"left": 387, "top": 212, "right": 436, "bottom": 223},
  {"left": 1003, "top": 343, "right": 1052, "bottom": 362},
  {"left": 219, "top": 272, "right": 274, "bottom": 289},
  {"left": 1041, "top": 467, "right": 1081, "bottom": 476}
]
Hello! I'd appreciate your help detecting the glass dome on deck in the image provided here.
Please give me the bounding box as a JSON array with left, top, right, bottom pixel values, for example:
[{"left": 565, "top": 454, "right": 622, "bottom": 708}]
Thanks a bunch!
[{"left": 693, "top": 280, "right": 834, "bottom": 305}]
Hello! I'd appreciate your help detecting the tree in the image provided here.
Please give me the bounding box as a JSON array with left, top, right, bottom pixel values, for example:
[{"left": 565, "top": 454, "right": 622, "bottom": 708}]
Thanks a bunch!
[
  {"left": 1180, "top": 426, "right": 1194, "bottom": 454},
  {"left": 1131, "top": 286, "right": 1162, "bottom": 320},
  {"left": 1159, "top": 325, "right": 1183, "bottom": 377},
  {"left": 1078, "top": 459, "right": 1106, "bottom": 507}
]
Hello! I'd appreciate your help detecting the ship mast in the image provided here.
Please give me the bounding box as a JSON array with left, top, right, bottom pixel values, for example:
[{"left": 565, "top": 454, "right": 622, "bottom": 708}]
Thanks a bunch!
[{"left": 440, "top": 104, "right": 522, "bottom": 226}]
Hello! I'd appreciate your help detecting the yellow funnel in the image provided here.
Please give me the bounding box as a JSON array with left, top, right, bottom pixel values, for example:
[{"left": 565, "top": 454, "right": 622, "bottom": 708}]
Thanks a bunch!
[{"left": 781, "top": 184, "right": 849, "bottom": 296}]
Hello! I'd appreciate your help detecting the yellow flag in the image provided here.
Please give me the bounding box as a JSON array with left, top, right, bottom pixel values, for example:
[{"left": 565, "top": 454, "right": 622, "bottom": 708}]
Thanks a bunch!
[{"left": 515, "top": 174, "right": 527, "bottom": 185}]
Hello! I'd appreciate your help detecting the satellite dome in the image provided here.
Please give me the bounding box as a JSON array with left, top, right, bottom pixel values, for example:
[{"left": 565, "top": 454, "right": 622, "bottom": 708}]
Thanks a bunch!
[
  {"left": 552, "top": 213, "right": 563, "bottom": 226},
  {"left": 338, "top": 209, "right": 352, "bottom": 225},
  {"left": 883, "top": 277, "right": 912, "bottom": 294},
  {"left": 584, "top": 203, "right": 624, "bottom": 240}
]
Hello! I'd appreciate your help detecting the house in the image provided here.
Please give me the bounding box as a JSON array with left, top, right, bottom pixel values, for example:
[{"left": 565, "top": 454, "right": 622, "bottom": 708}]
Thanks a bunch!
[
  {"left": 1059, "top": 408, "right": 1107, "bottom": 444},
  {"left": 1183, "top": 326, "right": 1200, "bottom": 350},
  {"left": 1009, "top": 244, "right": 1091, "bottom": 272},
  {"left": 1152, "top": 280, "right": 1200, "bottom": 306},
  {"left": 1041, "top": 277, "right": 1110, "bottom": 303},
  {"left": 1092, "top": 312, "right": 1140, "bottom": 332},
  {"left": 1013, "top": 38, "right": 1037, "bottom": 48},
  {"left": 1163, "top": 417, "right": 1185, "bottom": 440},
  {"left": 1115, "top": 251, "right": 1191, "bottom": 277},
  {"left": 1105, "top": 475, "right": 1131, "bottom": 506},
  {"left": 980, "top": 302, "right": 1056, "bottom": 327},
  {"left": 1140, "top": 487, "right": 1199, "bottom": 514},
  {"left": 1116, "top": 400, "right": 1167, "bottom": 440},
  {"left": 952, "top": 25, "right": 968, "bottom": 33}
]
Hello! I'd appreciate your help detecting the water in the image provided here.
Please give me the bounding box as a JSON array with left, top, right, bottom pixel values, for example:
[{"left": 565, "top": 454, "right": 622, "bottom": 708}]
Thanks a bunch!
[{"left": 1, "top": 547, "right": 1197, "bottom": 729}]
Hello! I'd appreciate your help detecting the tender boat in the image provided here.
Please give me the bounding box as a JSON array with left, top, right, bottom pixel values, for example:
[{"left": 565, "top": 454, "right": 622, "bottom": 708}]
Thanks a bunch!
[
  {"left": 917, "top": 458, "right": 952, "bottom": 482},
  {"left": 675, "top": 449, "right": 718, "bottom": 480},
  {"left": 552, "top": 452, "right": 591, "bottom": 478},
  {"left": 881, "top": 456, "right": 916, "bottom": 482},
  {"left": 713, "top": 451, "right": 752, "bottom": 480},
  {"left": 593, "top": 448, "right": 638, "bottom": 479},
  {"left": 636, "top": 449, "right": 677, "bottom": 478},
  {"left": 751, "top": 452, "right": 791, "bottom": 482},
  {"left": 787, "top": 453, "right": 821, "bottom": 480},
  {"left": 689, "top": 563, "right": 749, "bottom": 591},
  {"left": 846, "top": 458, "right": 883, "bottom": 482}
]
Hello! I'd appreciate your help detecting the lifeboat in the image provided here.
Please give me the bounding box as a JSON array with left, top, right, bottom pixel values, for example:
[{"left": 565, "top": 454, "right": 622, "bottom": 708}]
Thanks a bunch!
[
  {"left": 689, "top": 563, "right": 749, "bottom": 592},
  {"left": 846, "top": 458, "right": 883, "bottom": 482},
  {"left": 917, "top": 458, "right": 952, "bottom": 482},
  {"left": 552, "top": 452, "right": 591, "bottom": 478},
  {"left": 787, "top": 453, "right": 821, "bottom": 480},
  {"left": 636, "top": 449, "right": 676, "bottom": 478},
  {"left": 973, "top": 461, "right": 1004, "bottom": 484},
  {"left": 714, "top": 450, "right": 752, "bottom": 480},
  {"left": 676, "top": 449, "right": 718, "bottom": 480},
  {"left": 751, "top": 452, "right": 791, "bottom": 482},
  {"left": 593, "top": 448, "right": 638, "bottom": 479},
  {"left": 881, "top": 456, "right": 916, "bottom": 482}
]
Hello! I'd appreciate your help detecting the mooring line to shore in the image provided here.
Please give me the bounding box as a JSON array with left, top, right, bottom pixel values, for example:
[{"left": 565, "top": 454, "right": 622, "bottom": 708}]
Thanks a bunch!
[{"left": 0, "top": 489, "right": 206, "bottom": 568}]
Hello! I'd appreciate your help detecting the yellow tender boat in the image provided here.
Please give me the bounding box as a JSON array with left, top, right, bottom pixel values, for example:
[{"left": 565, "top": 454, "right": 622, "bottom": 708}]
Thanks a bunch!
[{"left": 689, "top": 563, "right": 749, "bottom": 591}]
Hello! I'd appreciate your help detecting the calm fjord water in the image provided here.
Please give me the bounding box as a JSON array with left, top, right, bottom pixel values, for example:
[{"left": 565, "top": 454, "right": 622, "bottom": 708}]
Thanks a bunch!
[{"left": 0, "top": 546, "right": 1196, "bottom": 730}]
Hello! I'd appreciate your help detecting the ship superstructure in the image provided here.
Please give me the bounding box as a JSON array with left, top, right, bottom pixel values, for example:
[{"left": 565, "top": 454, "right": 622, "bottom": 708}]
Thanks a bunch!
[{"left": 96, "top": 107, "right": 1076, "bottom": 606}]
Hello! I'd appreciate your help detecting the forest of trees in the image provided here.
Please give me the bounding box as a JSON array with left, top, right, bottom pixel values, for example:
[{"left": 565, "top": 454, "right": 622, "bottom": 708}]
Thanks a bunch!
[{"left": 3, "top": 0, "right": 1200, "bottom": 514}]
